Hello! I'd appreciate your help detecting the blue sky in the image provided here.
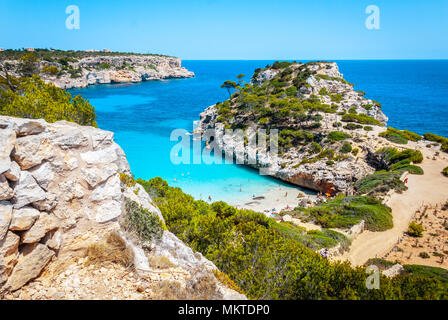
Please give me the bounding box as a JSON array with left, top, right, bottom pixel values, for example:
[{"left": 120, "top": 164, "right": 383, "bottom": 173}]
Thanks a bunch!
[{"left": 1, "top": 0, "right": 447, "bottom": 59}]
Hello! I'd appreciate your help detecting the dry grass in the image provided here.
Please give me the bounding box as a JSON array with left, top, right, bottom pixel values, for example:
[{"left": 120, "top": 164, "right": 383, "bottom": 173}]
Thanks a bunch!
[
  {"left": 212, "top": 269, "right": 243, "bottom": 294},
  {"left": 85, "top": 232, "right": 134, "bottom": 268},
  {"left": 151, "top": 271, "right": 219, "bottom": 300},
  {"left": 148, "top": 255, "right": 176, "bottom": 269}
]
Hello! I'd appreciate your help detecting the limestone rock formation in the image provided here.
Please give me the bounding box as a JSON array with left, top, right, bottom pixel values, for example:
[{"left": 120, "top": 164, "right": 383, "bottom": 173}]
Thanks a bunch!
[
  {"left": 0, "top": 116, "right": 245, "bottom": 300},
  {"left": 2, "top": 55, "right": 194, "bottom": 89}
]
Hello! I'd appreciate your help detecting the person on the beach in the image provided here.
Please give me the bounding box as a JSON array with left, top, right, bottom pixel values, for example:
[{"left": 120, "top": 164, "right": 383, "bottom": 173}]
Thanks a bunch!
[
  {"left": 285, "top": 192, "right": 288, "bottom": 197},
  {"left": 208, "top": 195, "right": 212, "bottom": 202},
  {"left": 404, "top": 178, "right": 408, "bottom": 184}
]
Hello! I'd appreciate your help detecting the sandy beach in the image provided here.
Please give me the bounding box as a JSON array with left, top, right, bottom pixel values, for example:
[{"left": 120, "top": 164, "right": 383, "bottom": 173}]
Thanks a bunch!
[{"left": 233, "top": 184, "right": 316, "bottom": 216}]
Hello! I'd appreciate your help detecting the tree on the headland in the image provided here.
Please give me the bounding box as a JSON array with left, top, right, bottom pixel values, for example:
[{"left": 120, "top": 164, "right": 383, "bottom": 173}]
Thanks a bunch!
[
  {"left": 18, "top": 52, "right": 40, "bottom": 77},
  {"left": 221, "top": 80, "right": 237, "bottom": 98},
  {"left": 236, "top": 74, "right": 245, "bottom": 85},
  {"left": 0, "top": 62, "right": 18, "bottom": 92}
]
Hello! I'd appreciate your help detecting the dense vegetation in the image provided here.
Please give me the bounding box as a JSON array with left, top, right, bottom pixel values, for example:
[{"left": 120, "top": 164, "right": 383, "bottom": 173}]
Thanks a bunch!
[
  {"left": 354, "top": 147, "right": 423, "bottom": 196},
  {"left": 0, "top": 52, "right": 97, "bottom": 126},
  {"left": 137, "top": 177, "right": 447, "bottom": 300},
  {"left": 292, "top": 196, "right": 393, "bottom": 231}
]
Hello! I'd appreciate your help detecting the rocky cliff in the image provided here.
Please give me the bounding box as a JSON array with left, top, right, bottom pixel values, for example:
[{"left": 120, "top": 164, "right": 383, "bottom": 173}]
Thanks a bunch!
[
  {"left": 196, "top": 61, "right": 391, "bottom": 194},
  {"left": 0, "top": 116, "right": 244, "bottom": 300},
  {"left": 2, "top": 53, "right": 194, "bottom": 89}
]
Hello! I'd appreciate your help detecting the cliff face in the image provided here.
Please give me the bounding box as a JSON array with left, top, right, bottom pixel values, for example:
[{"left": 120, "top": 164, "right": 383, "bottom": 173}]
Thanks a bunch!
[
  {"left": 197, "top": 61, "right": 390, "bottom": 194},
  {"left": 4, "top": 55, "right": 194, "bottom": 89},
  {"left": 0, "top": 116, "right": 244, "bottom": 300}
]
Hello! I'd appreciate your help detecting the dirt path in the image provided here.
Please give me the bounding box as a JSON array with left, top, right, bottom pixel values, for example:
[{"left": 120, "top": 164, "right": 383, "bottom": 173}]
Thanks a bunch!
[{"left": 336, "top": 151, "right": 448, "bottom": 266}]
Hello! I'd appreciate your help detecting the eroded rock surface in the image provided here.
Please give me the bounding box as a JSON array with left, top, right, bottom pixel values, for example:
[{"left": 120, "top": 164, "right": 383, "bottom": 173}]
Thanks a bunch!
[{"left": 0, "top": 116, "right": 245, "bottom": 300}]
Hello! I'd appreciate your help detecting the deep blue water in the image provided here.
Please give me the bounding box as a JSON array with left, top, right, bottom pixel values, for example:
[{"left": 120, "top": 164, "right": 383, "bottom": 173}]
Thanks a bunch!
[{"left": 70, "top": 60, "right": 448, "bottom": 203}]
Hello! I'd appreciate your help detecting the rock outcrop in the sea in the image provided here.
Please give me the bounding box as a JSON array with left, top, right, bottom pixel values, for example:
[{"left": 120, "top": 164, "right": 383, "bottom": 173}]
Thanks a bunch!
[
  {"left": 3, "top": 54, "right": 194, "bottom": 89},
  {"left": 196, "top": 61, "right": 390, "bottom": 194},
  {"left": 0, "top": 116, "right": 244, "bottom": 300}
]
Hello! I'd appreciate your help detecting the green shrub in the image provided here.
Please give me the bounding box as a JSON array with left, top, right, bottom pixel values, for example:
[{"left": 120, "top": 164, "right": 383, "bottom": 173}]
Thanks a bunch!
[
  {"left": 330, "top": 93, "right": 343, "bottom": 103},
  {"left": 41, "top": 65, "right": 59, "bottom": 75},
  {"left": 379, "top": 127, "right": 422, "bottom": 144},
  {"left": 419, "top": 252, "right": 430, "bottom": 259},
  {"left": 408, "top": 222, "right": 424, "bottom": 237},
  {"left": 341, "top": 142, "right": 352, "bottom": 153},
  {"left": 319, "top": 87, "right": 329, "bottom": 96},
  {"left": 328, "top": 131, "right": 350, "bottom": 142},
  {"left": 364, "top": 126, "right": 373, "bottom": 131},
  {"left": 310, "top": 141, "right": 322, "bottom": 154},
  {"left": 424, "top": 133, "right": 448, "bottom": 153},
  {"left": 343, "top": 123, "right": 362, "bottom": 130},
  {"left": 443, "top": 167, "right": 448, "bottom": 177},
  {"left": 96, "top": 63, "right": 111, "bottom": 70},
  {"left": 341, "top": 113, "right": 382, "bottom": 126},
  {"left": 122, "top": 199, "right": 164, "bottom": 245},
  {"left": 354, "top": 171, "right": 407, "bottom": 196}
]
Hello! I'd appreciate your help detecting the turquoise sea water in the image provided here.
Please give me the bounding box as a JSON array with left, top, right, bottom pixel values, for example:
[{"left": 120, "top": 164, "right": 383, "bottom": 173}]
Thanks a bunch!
[{"left": 70, "top": 60, "right": 448, "bottom": 203}]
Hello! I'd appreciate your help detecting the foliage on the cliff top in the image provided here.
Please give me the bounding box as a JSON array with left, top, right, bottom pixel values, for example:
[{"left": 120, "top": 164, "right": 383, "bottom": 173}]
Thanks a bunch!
[
  {"left": 0, "top": 48, "right": 173, "bottom": 61},
  {"left": 138, "top": 177, "right": 447, "bottom": 300},
  {"left": 214, "top": 60, "right": 384, "bottom": 162},
  {"left": 379, "top": 127, "right": 422, "bottom": 145},
  {"left": 293, "top": 195, "right": 393, "bottom": 231}
]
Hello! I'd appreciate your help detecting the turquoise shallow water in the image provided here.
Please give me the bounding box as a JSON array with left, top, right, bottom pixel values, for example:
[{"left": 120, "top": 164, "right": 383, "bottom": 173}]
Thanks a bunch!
[{"left": 70, "top": 60, "right": 448, "bottom": 203}]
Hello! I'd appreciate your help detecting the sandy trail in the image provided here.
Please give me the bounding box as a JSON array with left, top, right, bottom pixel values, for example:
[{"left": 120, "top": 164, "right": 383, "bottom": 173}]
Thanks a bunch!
[{"left": 337, "top": 151, "right": 448, "bottom": 266}]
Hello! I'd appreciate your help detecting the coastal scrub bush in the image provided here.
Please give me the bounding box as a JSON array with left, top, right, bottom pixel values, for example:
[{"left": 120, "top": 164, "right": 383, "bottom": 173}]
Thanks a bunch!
[
  {"left": 330, "top": 93, "right": 343, "bottom": 103},
  {"left": 341, "top": 113, "right": 382, "bottom": 126},
  {"left": 340, "top": 142, "right": 352, "bottom": 153},
  {"left": 41, "top": 65, "right": 59, "bottom": 75},
  {"left": 424, "top": 133, "right": 448, "bottom": 153},
  {"left": 379, "top": 127, "right": 422, "bottom": 144},
  {"left": 328, "top": 131, "right": 350, "bottom": 142},
  {"left": 310, "top": 141, "right": 322, "bottom": 154},
  {"left": 443, "top": 167, "right": 448, "bottom": 177},
  {"left": 122, "top": 199, "right": 164, "bottom": 246},
  {"left": 408, "top": 222, "right": 424, "bottom": 237},
  {"left": 354, "top": 171, "right": 407, "bottom": 196},
  {"left": 319, "top": 87, "right": 329, "bottom": 96},
  {"left": 419, "top": 252, "right": 430, "bottom": 259},
  {"left": 343, "top": 123, "right": 362, "bottom": 130},
  {"left": 0, "top": 75, "right": 97, "bottom": 126},
  {"left": 364, "top": 126, "right": 373, "bottom": 131},
  {"left": 96, "top": 63, "right": 111, "bottom": 70}
]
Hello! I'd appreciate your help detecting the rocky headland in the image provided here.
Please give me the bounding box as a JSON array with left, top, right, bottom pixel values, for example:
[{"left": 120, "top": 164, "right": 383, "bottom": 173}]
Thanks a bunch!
[
  {"left": 196, "top": 61, "right": 445, "bottom": 195},
  {"left": 0, "top": 116, "right": 244, "bottom": 300},
  {"left": 0, "top": 50, "right": 194, "bottom": 89}
]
